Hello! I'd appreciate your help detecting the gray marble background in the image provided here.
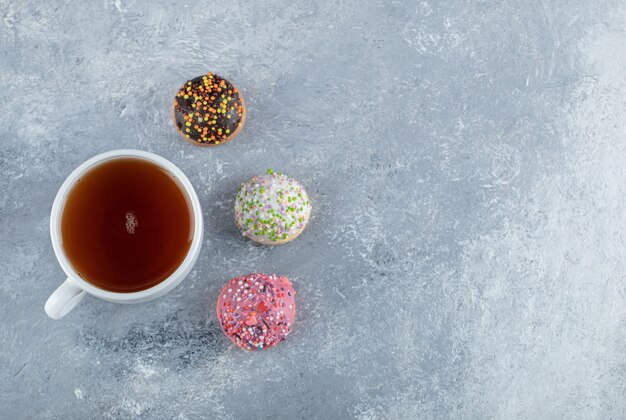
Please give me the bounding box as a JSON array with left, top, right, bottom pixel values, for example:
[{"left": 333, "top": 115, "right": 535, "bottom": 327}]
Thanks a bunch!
[{"left": 1, "top": 0, "right": 626, "bottom": 418}]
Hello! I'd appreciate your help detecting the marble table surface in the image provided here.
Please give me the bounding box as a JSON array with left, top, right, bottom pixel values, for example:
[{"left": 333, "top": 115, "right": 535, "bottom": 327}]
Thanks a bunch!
[{"left": 1, "top": 0, "right": 625, "bottom": 418}]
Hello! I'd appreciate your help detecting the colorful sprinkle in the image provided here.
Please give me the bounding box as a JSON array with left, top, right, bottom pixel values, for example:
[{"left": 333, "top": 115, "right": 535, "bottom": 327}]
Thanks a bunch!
[
  {"left": 216, "top": 273, "right": 296, "bottom": 351},
  {"left": 173, "top": 72, "right": 244, "bottom": 145},
  {"left": 234, "top": 170, "right": 312, "bottom": 244}
]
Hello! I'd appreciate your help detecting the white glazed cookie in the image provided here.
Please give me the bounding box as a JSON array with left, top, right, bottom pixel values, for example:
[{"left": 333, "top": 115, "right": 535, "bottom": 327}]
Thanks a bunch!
[{"left": 235, "top": 169, "right": 312, "bottom": 245}]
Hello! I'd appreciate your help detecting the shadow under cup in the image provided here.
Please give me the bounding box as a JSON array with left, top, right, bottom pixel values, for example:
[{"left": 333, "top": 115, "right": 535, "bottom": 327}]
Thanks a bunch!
[{"left": 58, "top": 156, "right": 195, "bottom": 293}]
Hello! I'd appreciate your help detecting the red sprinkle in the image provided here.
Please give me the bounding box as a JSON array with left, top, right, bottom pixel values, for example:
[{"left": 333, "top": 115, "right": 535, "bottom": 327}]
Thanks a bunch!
[{"left": 216, "top": 273, "right": 296, "bottom": 351}]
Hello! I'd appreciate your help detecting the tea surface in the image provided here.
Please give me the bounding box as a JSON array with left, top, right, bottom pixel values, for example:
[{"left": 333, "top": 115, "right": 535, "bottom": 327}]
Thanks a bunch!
[{"left": 61, "top": 158, "right": 193, "bottom": 292}]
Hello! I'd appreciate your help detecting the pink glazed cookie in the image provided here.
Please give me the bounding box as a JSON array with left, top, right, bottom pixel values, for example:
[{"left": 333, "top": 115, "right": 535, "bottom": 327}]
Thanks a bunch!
[{"left": 216, "top": 273, "right": 296, "bottom": 351}]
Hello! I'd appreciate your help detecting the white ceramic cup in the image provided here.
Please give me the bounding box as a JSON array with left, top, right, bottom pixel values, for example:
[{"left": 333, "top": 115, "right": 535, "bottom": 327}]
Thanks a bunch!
[{"left": 45, "top": 150, "right": 203, "bottom": 320}]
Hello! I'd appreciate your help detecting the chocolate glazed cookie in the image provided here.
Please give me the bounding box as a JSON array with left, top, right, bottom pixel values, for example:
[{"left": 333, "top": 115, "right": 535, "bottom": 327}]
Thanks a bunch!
[{"left": 171, "top": 72, "right": 246, "bottom": 146}]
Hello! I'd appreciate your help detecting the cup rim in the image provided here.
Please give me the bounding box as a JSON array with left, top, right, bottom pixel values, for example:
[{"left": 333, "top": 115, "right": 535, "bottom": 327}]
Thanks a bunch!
[{"left": 50, "top": 149, "right": 203, "bottom": 301}]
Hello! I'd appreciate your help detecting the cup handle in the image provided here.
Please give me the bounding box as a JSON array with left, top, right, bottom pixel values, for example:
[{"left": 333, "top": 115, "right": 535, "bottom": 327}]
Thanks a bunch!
[{"left": 45, "top": 278, "right": 87, "bottom": 320}]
